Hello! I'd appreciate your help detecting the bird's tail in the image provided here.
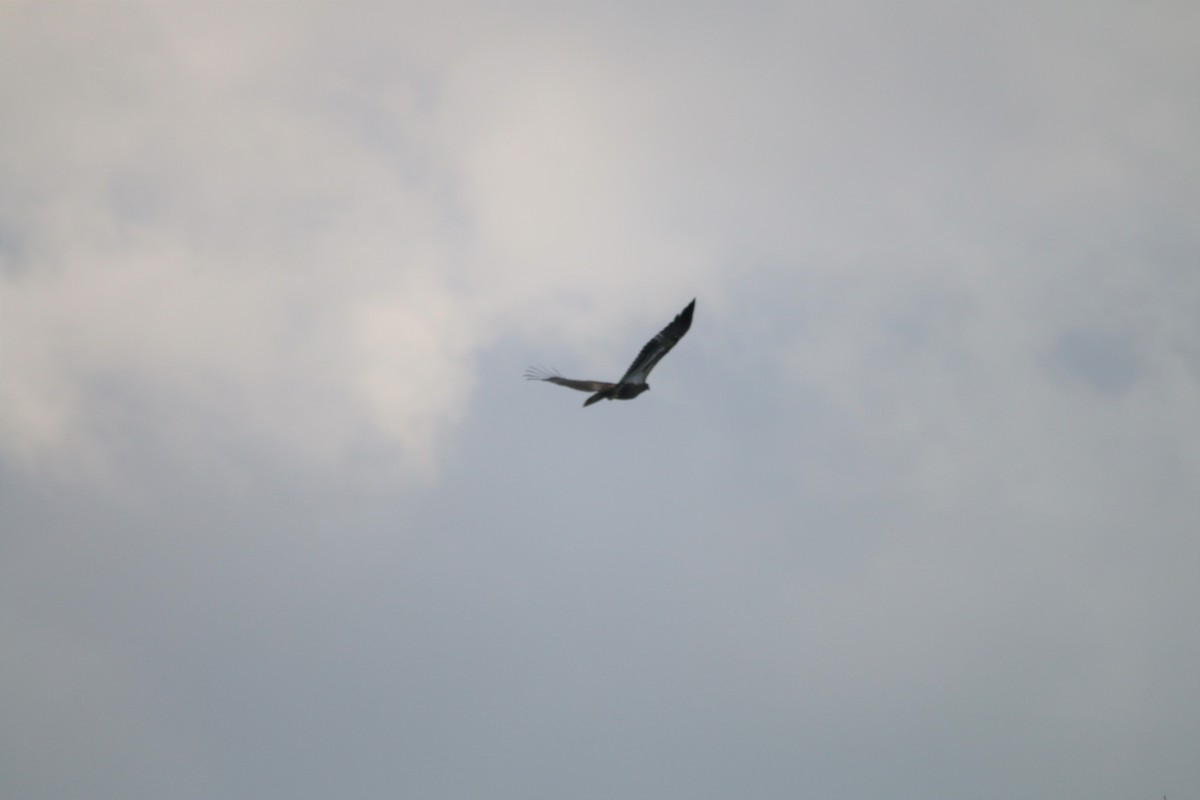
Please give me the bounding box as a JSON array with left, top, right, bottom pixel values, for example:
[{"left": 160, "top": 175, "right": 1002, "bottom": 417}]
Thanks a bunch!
[{"left": 583, "top": 389, "right": 611, "bottom": 407}]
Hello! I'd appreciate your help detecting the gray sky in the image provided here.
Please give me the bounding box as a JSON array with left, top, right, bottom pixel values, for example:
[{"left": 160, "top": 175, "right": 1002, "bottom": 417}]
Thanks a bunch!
[{"left": 3, "top": 3, "right": 1199, "bottom": 798}]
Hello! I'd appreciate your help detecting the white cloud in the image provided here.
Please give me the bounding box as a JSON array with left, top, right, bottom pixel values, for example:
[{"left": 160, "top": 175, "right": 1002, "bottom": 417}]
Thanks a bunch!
[
  {"left": 0, "top": 4, "right": 721, "bottom": 479},
  {"left": 0, "top": 5, "right": 482, "bottom": 480}
]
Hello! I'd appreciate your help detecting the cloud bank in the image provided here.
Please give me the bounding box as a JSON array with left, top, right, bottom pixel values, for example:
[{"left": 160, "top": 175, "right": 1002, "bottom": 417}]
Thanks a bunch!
[{"left": 2, "top": 3, "right": 1198, "bottom": 799}]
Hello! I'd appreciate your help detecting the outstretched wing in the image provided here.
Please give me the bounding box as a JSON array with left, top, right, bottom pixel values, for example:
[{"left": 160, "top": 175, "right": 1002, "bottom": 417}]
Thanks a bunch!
[
  {"left": 524, "top": 366, "right": 615, "bottom": 394},
  {"left": 617, "top": 298, "right": 695, "bottom": 385}
]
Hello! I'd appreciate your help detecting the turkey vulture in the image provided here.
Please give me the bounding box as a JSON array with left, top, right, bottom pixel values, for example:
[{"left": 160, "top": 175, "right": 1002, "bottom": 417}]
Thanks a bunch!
[{"left": 525, "top": 299, "right": 695, "bottom": 407}]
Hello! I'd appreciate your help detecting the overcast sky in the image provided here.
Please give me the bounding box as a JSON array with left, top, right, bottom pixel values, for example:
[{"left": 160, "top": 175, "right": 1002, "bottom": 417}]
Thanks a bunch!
[{"left": 3, "top": 3, "right": 1199, "bottom": 799}]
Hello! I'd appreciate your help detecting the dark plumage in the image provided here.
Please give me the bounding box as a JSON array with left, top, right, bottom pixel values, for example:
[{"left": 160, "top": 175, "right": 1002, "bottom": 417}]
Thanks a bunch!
[{"left": 525, "top": 299, "right": 695, "bottom": 407}]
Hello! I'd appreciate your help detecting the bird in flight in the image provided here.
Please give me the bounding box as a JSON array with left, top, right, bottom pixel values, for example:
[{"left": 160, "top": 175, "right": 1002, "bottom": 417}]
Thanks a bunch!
[{"left": 525, "top": 298, "right": 695, "bottom": 407}]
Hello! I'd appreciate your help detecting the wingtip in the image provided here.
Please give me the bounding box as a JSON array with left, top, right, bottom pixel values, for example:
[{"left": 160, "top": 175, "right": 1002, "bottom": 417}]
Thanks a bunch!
[{"left": 523, "top": 365, "right": 557, "bottom": 381}]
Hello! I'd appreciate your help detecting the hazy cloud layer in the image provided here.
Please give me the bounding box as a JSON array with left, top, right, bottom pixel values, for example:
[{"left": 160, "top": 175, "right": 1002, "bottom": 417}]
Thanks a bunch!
[{"left": 3, "top": 3, "right": 1198, "bottom": 799}]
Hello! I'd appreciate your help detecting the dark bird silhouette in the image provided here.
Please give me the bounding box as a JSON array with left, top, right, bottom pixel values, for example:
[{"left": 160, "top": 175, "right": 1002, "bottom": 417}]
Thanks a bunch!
[{"left": 525, "top": 299, "right": 695, "bottom": 407}]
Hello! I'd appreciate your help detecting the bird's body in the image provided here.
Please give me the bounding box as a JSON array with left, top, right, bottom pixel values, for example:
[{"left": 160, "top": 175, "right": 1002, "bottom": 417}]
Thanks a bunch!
[{"left": 525, "top": 299, "right": 695, "bottom": 407}]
